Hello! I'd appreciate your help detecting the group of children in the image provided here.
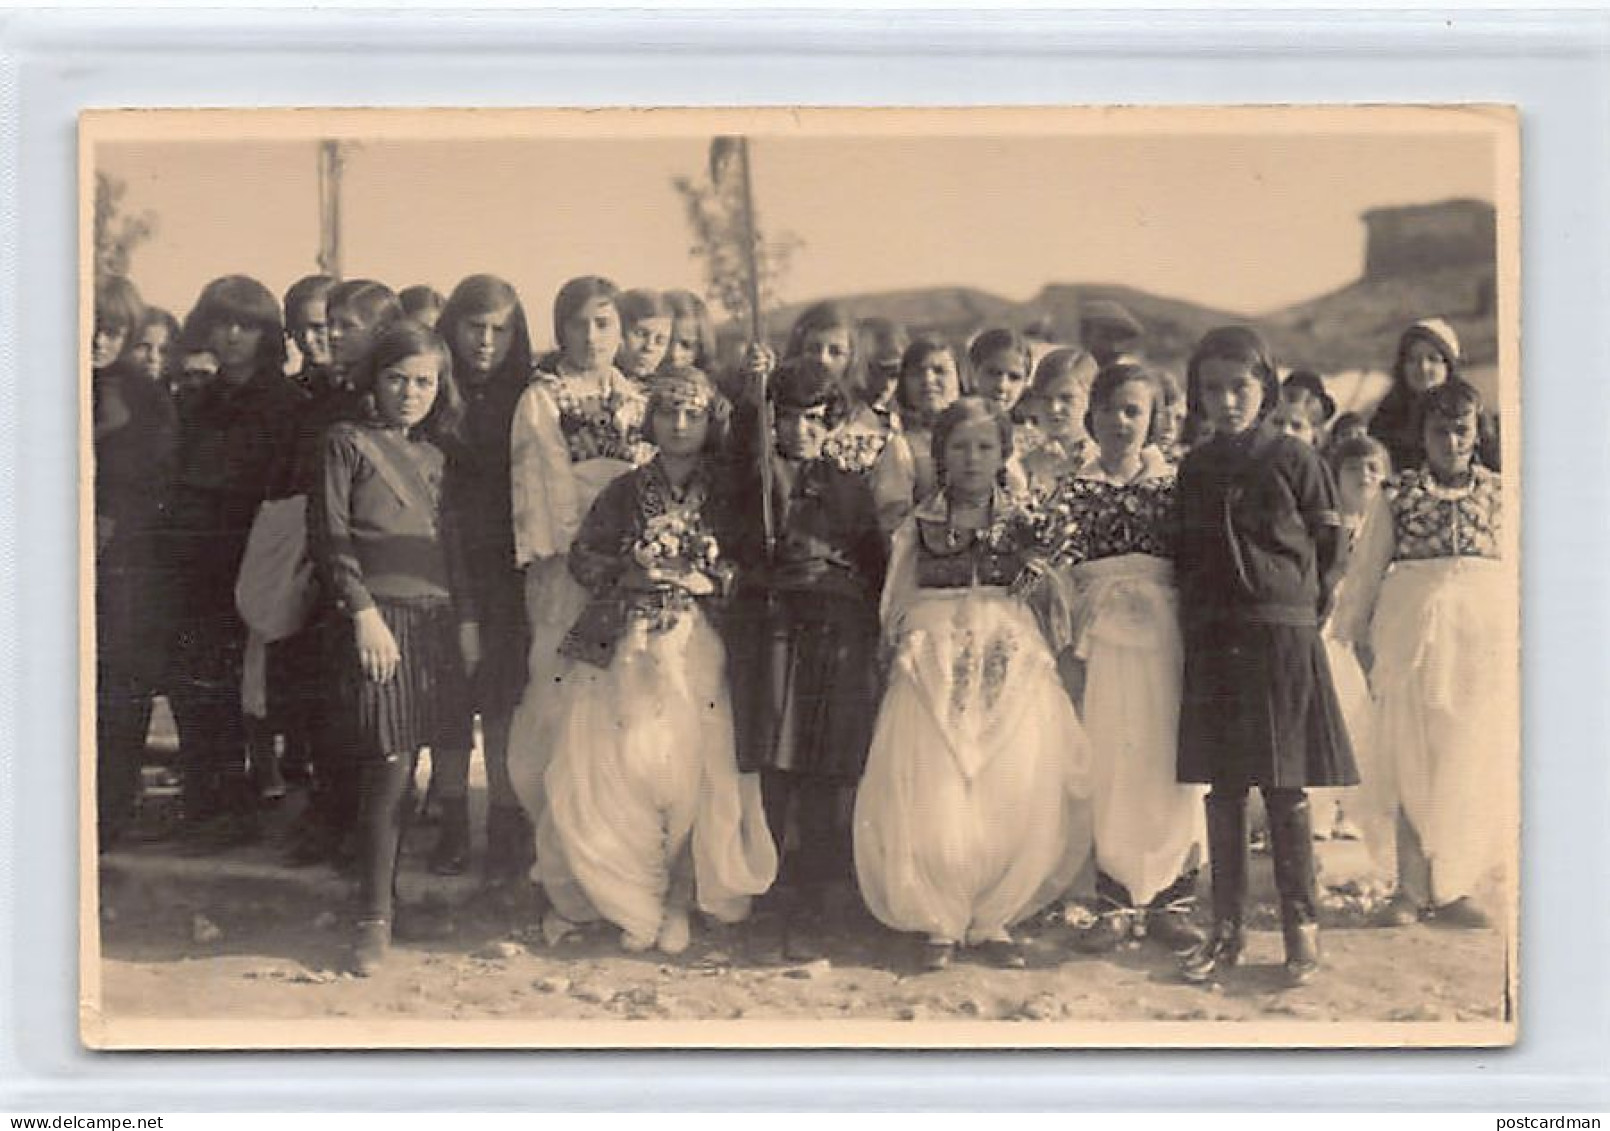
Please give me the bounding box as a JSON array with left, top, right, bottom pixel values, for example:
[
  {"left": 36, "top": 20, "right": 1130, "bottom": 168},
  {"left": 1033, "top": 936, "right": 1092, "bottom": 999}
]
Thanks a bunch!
[{"left": 92, "top": 270, "right": 1510, "bottom": 984}]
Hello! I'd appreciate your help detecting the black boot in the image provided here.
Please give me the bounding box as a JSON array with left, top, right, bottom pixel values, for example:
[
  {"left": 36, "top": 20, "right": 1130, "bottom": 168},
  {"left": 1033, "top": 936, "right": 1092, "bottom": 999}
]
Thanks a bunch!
[
  {"left": 1267, "top": 790, "right": 1321, "bottom": 987},
  {"left": 1181, "top": 791, "right": 1248, "bottom": 984},
  {"left": 246, "top": 715, "right": 286, "bottom": 802},
  {"left": 484, "top": 804, "right": 534, "bottom": 885},
  {"left": 428, "top": 796, "right": 471, "bottom": 876}
]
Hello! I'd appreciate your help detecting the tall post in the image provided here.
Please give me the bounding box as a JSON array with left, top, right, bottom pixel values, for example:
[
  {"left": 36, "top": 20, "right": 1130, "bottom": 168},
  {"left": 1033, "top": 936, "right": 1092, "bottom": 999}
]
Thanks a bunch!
[
  {"left": 734, "top": 138, "right": 774, "bottom": 561},
  {"left": 317, "top": 140, "right": 344, "bottom": 280}
]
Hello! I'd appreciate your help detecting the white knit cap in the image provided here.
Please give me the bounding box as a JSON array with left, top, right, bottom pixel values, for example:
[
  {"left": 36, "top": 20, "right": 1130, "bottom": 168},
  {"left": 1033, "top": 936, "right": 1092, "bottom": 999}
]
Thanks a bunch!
[{"left": 1410, "top": 317, "right": 1461, "bottom": 363}]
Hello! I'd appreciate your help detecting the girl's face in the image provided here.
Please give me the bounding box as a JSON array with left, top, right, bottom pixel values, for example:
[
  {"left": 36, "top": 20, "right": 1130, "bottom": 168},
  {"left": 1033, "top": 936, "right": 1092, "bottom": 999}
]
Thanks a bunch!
[
  {"left": 1336, "top": 455, "right": 1387, "bottom": 514},
  {"left": 620, "top": 315, "right": 672, "bottom": 380},
  {"left": 129, "top": 322, "right": 172, "bottom": 384},
  {"left": 651, "top": 402, "right": 710, "bottom": 459},
  {"left": 1403, "top": 338, "right": 1450, "bottom": 395},
  {"left": 329, "top": 304, "right": 378, "bottom": 373},
  {"left": 92, "top": 322, "right": 128, "bottom": 370},
  {"left": 1154, "top": 397, "right": 1187, "bottom": 451},
  {"left": 942, "top": 417, "right": 1005, "bottom": 500},
  {"left": 207, "top": 318, "right": 265, "bottom": 376},
  {"left": 1268, "top": 401, "right": 1318, "bottom": 447},
  {"left": 1038, "top": 374, "right": 1089, "bottom": 441},
  {"left": 1425, "top": 407, "right": 1478, "bottom": 480},
  {"left": 562, "top": 296, "right": 622, "bottom": 372},
  {"left": 800, "top": 327, "right": 852, "bottom": 380},
  {"left": 666, "top": 317, "right": 704, "bottom": 370},
  {"left": 1090, "top": 379, "right": 1155, "bottom": 463},
  {"left": 776, "top": 404, "right": 830, "bottom": 462},
  {"left": 1195, "top": 357, "right": 1266, "bottom": 436},
  {"left": 453, "top": 302, "right": 517, "bottom": 378},
  {"left": 374, "top": 351, "right": 441, "bottom": 430},
  {"left": 973, "top": 348, "right": 1030, "bottom": 413},
  {"left": 902, "top": 349, "right": 960, "bottom": 418},
  {"left": 292, "top": 298, "right": 331, "bottom": 368}
]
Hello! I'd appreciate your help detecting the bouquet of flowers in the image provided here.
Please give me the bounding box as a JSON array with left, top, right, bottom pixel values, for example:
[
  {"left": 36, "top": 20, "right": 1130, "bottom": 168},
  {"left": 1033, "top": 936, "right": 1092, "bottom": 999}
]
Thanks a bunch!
[
  {"left": 820, "top": 427, "right": 889, "bottom": 475},
  {"left": 548, "top": 373, "right": 651, "bottom": 464},
  {"left": 632, "top": 511, "right": 724, "bottom": 590}
]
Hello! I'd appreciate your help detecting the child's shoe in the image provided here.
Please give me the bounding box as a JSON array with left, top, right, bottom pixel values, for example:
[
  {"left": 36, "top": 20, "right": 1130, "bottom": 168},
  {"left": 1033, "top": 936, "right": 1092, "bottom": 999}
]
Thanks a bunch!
[
  {"left": 350, "top": 918, "right": 390, "bottom": 978},
  {"left": 1375, "top": 892, "right": 1424, "bottom": 928},
  {"left": 657, "top": 907, "right": 691, "bottom": 955}
]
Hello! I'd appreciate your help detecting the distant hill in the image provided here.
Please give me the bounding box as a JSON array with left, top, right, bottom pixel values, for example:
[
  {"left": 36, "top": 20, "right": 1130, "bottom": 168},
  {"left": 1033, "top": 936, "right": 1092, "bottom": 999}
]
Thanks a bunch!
[{"left": 739, "top": 200, "right": 1499, "bottom": 407}]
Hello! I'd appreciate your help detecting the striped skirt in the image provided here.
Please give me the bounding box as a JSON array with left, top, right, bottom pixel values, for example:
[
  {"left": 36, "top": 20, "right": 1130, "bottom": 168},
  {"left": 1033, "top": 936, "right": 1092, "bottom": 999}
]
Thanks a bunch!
[{"left": 330, "top": 598, "right": 473, "bottom": 761}]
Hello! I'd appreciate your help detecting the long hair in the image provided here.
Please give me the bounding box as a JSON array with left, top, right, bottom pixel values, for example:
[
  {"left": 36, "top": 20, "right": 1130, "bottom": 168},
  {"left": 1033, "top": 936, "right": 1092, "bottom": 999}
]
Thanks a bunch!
[
  {"left": 662, "top": 289, "right": 717, "bottom": 373},
  {"left": 94, "top": 275, "right": 146, "bottom": 344},
  {"left": 181, "top": 275, "right": 286, "bottom": 374},
  {"left": 783, "top": 300, "right": 867, "bottom": 403},
  {"left": 1184, "top": 325, "right": 1280, "bottom": 424},
  {"left": 132, "top": 306, "right": 182, "bottom": 382},
  {"left": 895, "top": 334, "right": 960, "bottom": 419},
  {"left": 435, "top": 274, "right": 534, "bottom": 392},
  {"left": 552, "top": 275, "right": 621, "bottom": 356},
  {"left": 349, "top": 320, "right": 464, "bottom": 446}
]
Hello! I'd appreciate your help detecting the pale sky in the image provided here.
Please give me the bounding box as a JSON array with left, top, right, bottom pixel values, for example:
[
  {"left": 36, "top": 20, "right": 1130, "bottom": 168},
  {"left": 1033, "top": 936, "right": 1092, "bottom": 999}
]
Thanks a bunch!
[{"left": 98, "top": 131, "right": 1496, "bottom": 344}]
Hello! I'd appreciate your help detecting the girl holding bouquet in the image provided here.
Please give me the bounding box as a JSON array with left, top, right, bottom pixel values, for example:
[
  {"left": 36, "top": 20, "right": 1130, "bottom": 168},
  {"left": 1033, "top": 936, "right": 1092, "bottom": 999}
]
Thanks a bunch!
[
  {"left": 854, "top": 396, "right": 1092, "bottom": 971},
  {"left": 536, "top": 368, "right": 777, "bottom": 954}
]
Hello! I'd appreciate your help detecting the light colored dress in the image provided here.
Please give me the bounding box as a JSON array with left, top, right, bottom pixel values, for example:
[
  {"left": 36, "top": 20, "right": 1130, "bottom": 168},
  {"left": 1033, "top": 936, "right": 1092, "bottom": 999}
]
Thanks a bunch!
[
  {"left": 1315, "top": 513, "right": 1393, "bottom": 876},
  {"left": 1332, "top": 465, "right": 1513, "bottom": 905},
  {"left": 1055, "top": 447, "right": 1205, "bottom": 908},
  {"left": 535, "top": 460, "right": 777, "bottom": 940},
  {"left": 505, "top": 364, "right": 654, "bottom": 866},
  {"left": 853, "top": 488, "right": 1092, "bottom": 944}
]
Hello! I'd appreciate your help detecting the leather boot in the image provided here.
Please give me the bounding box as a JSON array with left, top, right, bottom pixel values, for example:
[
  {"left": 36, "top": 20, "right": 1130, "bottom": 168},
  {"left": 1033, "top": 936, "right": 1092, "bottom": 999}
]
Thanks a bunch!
[
  {"left": 484, "top": 804, "right": 534, "bottom": 885},
  {"left": 428, "top": 796, "right": 471, "bottom": 876},
  {"left": 1267, "top": 790, "right": 1321, "bottom": 987},
  {"left": 246, "top": 715, "right": 286, "bottom": 801},
  {"left": 1181, "top": 791, "right": 1248, "bottom": 984}
]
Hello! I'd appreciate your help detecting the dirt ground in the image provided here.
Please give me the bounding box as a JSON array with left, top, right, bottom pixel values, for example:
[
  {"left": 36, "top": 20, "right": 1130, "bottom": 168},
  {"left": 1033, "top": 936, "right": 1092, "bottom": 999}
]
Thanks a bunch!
[{"left": 94, "top": 789, "right": 1511, "bottom": 1033}]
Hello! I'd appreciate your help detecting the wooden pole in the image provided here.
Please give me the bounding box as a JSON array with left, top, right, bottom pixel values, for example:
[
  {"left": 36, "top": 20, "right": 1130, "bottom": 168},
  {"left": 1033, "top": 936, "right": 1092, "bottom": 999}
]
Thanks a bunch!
[{"left": 735, "top": 137, "right": 775, "bottom": 561}]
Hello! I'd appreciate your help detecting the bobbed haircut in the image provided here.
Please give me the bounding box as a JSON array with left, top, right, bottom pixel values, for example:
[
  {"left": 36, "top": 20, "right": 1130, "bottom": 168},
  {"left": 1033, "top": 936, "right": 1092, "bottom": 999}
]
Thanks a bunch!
[
  {"left": 136, "top": 306, "right": 182, "bottom": 360},
  {"left": 181, "top": 274, "right": 286, "bottom": 373},
  {"left": 399, "top": 284, "right": 445, "bottom": 320},
  {"left": 771, "top": 356, "right": 850, "bottom": 429},
  {"left": 552, "top": 276, "right": 621, "bottom": 353},
  {"left": 282, "top": 274, "right": 336, "bottom": 328},
  {"left": 349, "top": 319, "right": 463, "bottom": 446},
  {"left": 896, "top": 334, "right": 960, "bottom": 416},
  {"left": 931, "top": 395, "right": 1014, "bottom": 487},
  {"left": 95, "top": 275, "right": 146, "bottom": 338},
  {"left": 617, "top": 288, "right": 673, "bottom": 327},
  {"left": 1325, "top": 434, "right": 1390, "bottom": 477},
  {"left": 641, "top": 366, "right": 732, "bottom": 455},
  {"left": 1184, "top": 325, "right": 1281, "bottom": 423},
  {"left": 327, "top": 279, "right": 403, "bottom": 332},
  {"left": 967, "top": 327, "right": 1034, "bottom": 374},
  {"left": 435, "top": 274, "right": 534, "bottom": 390},
  {"left": 857, "top": 316, "right": 909, "bottom": 361},
  {"left": 1029, "top": 346, "right": 1098, "bottom": 400},
  {"left": 662, "top": 290, "right": 717, "bottom": 371},
  {"left": 1083, "top": 362, "right": 1166, "bottom": 447}
]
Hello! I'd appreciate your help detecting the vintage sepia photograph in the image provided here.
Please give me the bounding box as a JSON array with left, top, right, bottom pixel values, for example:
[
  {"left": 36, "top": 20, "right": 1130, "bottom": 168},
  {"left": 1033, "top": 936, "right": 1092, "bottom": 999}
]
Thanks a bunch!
[{"left": 81, "top": 106, "right": 1520, "bottom": 1049}]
